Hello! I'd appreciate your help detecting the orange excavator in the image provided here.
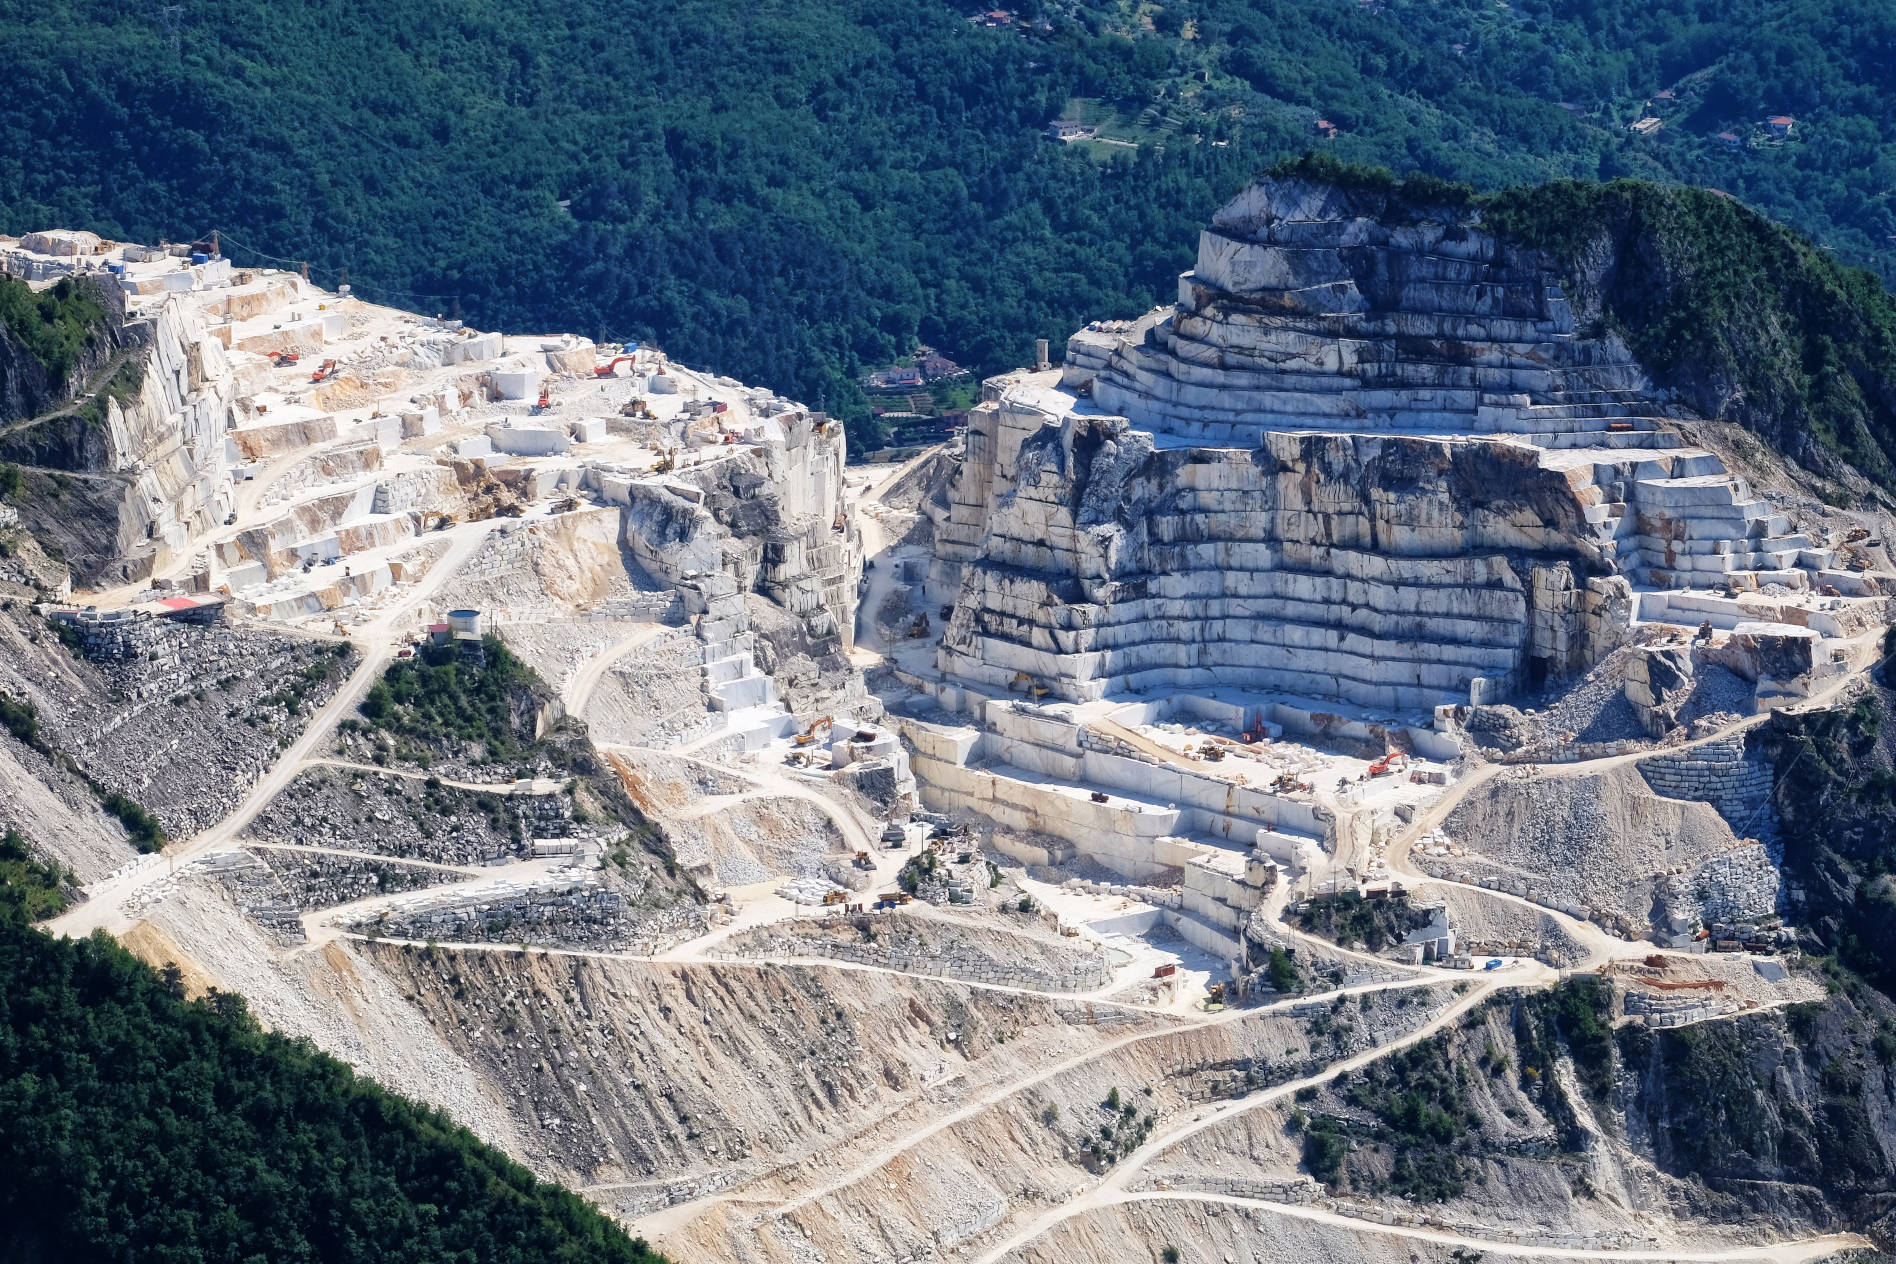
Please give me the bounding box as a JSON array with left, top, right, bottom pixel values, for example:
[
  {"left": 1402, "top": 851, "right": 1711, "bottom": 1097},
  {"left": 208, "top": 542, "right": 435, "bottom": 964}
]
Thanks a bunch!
[
  {"left": 594, "top": 355, "right": 638, "bottom": 378},
  {"left": 792, "top": 715, "right": 834, "bottom": 747},
  {"left": 309, "top": 358, "right": 340, "bottom": 383},
  {"left": 266, "top": 349, "right": 301, "bottom": 367},
  {"left": 532, "top": 386, "right": 551, "bottom": 414}
]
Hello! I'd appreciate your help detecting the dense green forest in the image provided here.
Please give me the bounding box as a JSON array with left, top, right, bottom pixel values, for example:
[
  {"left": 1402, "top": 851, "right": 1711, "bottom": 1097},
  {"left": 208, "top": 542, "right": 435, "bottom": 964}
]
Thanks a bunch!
[
  {"left": 3, "top": 0, "right": 1894, "bottom": 445},
  {"left": 0, "top": 880, "right": 670, "bottom": 1263}
]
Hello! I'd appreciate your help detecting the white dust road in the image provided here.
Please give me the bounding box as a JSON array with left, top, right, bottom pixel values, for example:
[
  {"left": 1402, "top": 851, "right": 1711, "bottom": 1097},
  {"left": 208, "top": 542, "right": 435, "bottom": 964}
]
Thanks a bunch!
[
  {"left": 966, "top": 975, "right": 1515, "bottom": 1264},
  {"left": 1110, "top": 1192, "right": 1867, "bottom": 1263},
  {"left": 302, "top": 757, "right": 560, "bottom": 794},
  {"left": 630, "top": 969, "right": 1479, "bottom": 1244},
  {"left": 48, "top": 642, "right": 391, "bottom": 939},
  {"left": 564, "top": 623, "right": 669, "bottom": 715},
  {"left": 48, "top": 518, "right": 511, "bottom": 939}
]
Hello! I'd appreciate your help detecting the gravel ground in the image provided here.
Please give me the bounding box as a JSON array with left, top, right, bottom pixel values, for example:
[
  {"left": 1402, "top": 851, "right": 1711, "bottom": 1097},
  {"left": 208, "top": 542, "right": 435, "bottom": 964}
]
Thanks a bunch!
[
  {"left": 1521, "top": 647, "right": 1646, "bottom": 746},
  {"left": 1673, "top": 663, "right": 1755, "bottom": 727}
]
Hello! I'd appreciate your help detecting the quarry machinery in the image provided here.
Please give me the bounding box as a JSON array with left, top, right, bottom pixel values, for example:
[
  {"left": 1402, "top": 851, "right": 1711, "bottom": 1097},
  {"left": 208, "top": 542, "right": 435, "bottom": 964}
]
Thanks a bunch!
[
  {"left": 1008, "top": 670, "right": 1050, "bottom": 699},
  {"left": 309, "top": 359, "right": 340, "bottom": 383},
  {"left": 594, "top": 353, "right": 639, "bottom": 377},
  {"left": 792, "top": 715, "right": 834, "bottom": 747}
]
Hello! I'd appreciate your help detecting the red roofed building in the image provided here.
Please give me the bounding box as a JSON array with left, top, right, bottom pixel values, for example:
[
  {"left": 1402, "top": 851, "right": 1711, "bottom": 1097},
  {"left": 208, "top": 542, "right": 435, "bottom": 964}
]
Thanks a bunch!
[{"left": 1766, "top": 115, "right": 1794, "bottom": 136}]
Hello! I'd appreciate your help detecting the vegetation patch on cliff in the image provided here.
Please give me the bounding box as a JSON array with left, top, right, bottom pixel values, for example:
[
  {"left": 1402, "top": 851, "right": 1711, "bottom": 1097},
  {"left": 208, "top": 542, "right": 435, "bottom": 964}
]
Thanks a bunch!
[
  {"left": 0, "top": 275, "right": 108, "bottom": 384},
  {"left": 1290, "top": 887, "right": 1436, "bottom": 953},
  {"left": 0, "top": 827, "right": 66, "bottom": 920},
  {"left": 355, "top": 636, "right": 553, "bottom": 769},
  {"left": 1482, "top": 179, "right": 1896, "bottom": 496}
]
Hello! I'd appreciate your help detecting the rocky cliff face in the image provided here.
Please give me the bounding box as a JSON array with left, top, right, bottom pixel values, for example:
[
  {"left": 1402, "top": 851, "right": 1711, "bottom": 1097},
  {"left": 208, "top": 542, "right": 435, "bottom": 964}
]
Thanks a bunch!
[
  {"left": 1752, "top": 675, "right": 1896, "bottom": 987},
  {"left": 937, "top": 401, "right": 1631, "bottom": 709},
  {"left": 1073, "top": 176, "right": 1652, "bottom": 445},
  {"left": 927, "top": 175, "right": 1873, "bottom": 715},
  {"left": 1620, "top": 992, "right": 1896, "bottom": 1246},
  {"left": 0, "top": 275, "right": 143, "bottom": 424},
  {"left": 0, "top": 286, "right": 236, "bottom": 583},
  {"left": 1480, "top": 179, "right": 1896, "bottom": 499}
]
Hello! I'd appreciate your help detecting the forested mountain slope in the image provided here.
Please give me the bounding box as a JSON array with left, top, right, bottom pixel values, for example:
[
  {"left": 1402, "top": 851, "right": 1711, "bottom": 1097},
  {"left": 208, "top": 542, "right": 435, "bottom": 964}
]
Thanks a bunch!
[
  {"left": 0, "top": 887, "right": 673, "bottom": 1263},
  {"left": 4, "top": 0, "right": 1894, "bottom": 445}
]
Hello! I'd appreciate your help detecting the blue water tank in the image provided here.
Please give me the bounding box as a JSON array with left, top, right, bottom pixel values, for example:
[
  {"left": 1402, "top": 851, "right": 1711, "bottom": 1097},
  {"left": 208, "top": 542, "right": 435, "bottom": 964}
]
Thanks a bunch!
[{"left": 190, "top": 252, "right": 209, "bottom": 264}]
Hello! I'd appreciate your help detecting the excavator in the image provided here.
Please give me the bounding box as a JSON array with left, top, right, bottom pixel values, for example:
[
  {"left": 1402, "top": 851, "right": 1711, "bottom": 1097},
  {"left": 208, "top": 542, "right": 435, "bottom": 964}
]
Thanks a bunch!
[
  {"left": 265, "top": 349, "right": 301, "bottom": 367},
  {"left": 594, "top": 355, "right": 638, "bottom": 378},
  {"left": 532, "top": 386, "right": 552, "bottom": 414},
  {"left": 1367, "top": 750, "right": 1408, "bottom": 778},
  {"left": 792, "top": 715, "right": 834, "bottom": 747},
  {"left": 1009, "top": 670, "right": 1050, "bottom": 700},
  {"left": 309, "top": 358, "right": 340, "bottom": 383},
  {"left": 651, "top": 448, "right": 677, "bottom": 474}
]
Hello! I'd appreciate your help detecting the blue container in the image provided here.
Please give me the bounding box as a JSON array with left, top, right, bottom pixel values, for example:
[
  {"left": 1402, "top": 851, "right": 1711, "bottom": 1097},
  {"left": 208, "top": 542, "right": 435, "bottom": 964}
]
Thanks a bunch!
[{"left": 190, "top": 252, "right": 209, "bottom": 264}]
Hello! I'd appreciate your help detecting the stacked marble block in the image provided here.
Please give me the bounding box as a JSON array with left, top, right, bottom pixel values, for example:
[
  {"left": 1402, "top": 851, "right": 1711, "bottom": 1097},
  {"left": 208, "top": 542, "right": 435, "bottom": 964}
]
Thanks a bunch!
[
  {"left": 1636, "top": 736, "right": 1777, "bottom": 846},
  {"left": 897, "top": 700, "right": 1329, "bottom": 876},
  {"left": 674, "top": 569, "right": 794, "bottom": 749}
]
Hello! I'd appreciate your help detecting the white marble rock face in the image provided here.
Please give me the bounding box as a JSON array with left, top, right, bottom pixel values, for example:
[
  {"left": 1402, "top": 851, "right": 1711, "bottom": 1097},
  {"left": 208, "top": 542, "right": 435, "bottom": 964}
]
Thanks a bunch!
[{"left": 931, "top": 176, "right": 1841, "bottom": 713}]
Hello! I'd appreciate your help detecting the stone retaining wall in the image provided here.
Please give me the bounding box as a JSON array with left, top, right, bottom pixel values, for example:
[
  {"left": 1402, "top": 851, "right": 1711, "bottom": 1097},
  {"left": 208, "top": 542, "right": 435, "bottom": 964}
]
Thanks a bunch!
[{"left": 1637, "top": 735, "right": 1777, "bottom": 844}]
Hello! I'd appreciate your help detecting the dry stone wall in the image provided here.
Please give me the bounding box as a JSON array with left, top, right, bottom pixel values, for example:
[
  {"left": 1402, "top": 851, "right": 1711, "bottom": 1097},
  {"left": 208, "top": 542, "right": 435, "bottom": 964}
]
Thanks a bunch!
[{"left": 1636, "top": 735, "right": 1778, "bottom": 844}]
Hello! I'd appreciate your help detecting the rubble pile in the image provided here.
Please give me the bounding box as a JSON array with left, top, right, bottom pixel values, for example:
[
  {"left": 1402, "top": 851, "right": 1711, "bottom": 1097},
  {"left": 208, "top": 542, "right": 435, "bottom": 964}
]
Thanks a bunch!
[
  {"left": 243, "top": 767, "right": 528, "bottom": 865},
  {"left": 727, "top": 912, "right": 1114, "bottom": 992},
  {"left": 254, "top": 846, "right": 462, "bottom": 910},
  {"left": 47, "top": 618, "right": 354, "bottom": 836},
  {"left": 355, "top": 877, "right": 643, "bottom": 950}
]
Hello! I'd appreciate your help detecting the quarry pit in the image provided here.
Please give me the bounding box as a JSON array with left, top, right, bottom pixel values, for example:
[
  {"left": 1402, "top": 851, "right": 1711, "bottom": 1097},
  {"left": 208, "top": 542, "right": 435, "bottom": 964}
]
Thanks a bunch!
[{"left": 7, "top": 177, "right": 1892, "bottom": 1263}]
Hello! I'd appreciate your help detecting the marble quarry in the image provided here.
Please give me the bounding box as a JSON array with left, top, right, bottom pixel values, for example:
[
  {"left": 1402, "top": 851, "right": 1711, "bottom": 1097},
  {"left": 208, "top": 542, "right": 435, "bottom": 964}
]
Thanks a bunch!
[
  {"left": 894, "top": 175, "right": 1894, "bottom": 917},
  {"left": 928, "top": 175, "right": 1888, "bottom": 717}
]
